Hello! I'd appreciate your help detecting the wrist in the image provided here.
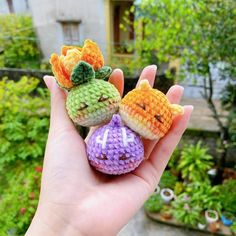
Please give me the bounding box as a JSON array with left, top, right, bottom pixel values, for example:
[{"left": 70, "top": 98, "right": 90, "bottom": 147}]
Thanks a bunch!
[{"left": 26, "top": 204, "right": 82, "bottom": 236}]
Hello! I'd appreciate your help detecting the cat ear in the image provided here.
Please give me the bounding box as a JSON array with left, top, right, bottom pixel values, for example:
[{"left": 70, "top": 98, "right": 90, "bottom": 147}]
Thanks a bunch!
[{"left": 170, "top": 104, "right": 184, "bottom": 117}]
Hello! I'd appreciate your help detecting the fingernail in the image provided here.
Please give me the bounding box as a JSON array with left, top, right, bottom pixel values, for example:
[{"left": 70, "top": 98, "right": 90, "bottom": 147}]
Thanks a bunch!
[
  {"left": 43, "top": 75, "right": 55, "bottom": 91},
  {"left": 184, "top": 105, "right": 194, "bottom": 112},
  {"left": 149, "top": 65, "right": 157, "bottom": 71}
]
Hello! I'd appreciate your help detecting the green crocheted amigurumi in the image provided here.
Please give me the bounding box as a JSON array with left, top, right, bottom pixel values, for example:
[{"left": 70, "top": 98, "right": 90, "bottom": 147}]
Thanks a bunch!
[{"left": 50, "top": 39, "right": 121, "bottom": 127}]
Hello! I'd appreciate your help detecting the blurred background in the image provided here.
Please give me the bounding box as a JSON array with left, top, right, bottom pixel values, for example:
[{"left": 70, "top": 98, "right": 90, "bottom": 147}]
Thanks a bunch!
[{"left": 0, "top": 0, "right": 235, "bottom": 235}]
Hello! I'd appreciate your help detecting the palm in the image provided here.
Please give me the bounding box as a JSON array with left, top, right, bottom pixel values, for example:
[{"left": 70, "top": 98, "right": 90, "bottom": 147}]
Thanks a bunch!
[{"left": 36, "top": 66, "right": 192, "bottom": 235}]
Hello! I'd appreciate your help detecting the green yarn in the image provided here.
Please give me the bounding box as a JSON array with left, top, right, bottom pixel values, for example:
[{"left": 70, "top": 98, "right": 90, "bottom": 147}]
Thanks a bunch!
[
  {"left": 66, "top": 79, "right": 121, "bottom": 127},
  {"left": 95, "top": 66, "right": 112, "bottom": 80},
  {"left": 71, "top": 61, "right": 95, "bottom": 86}
]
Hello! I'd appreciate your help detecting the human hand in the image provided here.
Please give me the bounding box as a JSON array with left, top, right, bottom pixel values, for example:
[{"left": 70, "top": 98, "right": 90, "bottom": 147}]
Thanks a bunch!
[{"left": 26, "top": 65, "right": 193, "bottom": 236}]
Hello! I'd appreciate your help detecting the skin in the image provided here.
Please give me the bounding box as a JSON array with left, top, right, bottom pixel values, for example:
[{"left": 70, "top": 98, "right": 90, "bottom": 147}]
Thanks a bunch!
[{"left": 26, "top": 65, "right": 193, "bottom": 236}]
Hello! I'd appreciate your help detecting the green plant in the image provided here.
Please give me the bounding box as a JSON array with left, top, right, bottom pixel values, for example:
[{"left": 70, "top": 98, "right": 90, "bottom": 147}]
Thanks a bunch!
[
  {"left": 168, "top": 148, "right": 181, "bottom": 175},
  {"left": 230, "top": 221, "right": 236, "bottom": 234},
  {"left": 178, "top": 141, "right": 214, "bottom": 182},
  {"left": 0, "top": 77, "right": 50, "bottom": 166},
  {"left": 144, "top": 194, "right": 163, "bottom": 213},
  {"left": 185, "top": 182, "right": 222, "bottom": 212},
  {"left": 0, "top": 14, "right": 41, "bottom": 68},
  {"left": 219, "top": 179, "right": 236, "bottom": 214},
  {"left": 171, "top": 193, "right": 202, "bottom": 226},
  {"left": 174, "top": 182, "right": 185, "bottom": 195},
  {"left": 159, "top": 170, "right": 177, "bottom": 189},
  {"left": 0, "top": 162, "right": 42, "bottom": 235},
  {"left": 130, "top": 0, "right": 236, "bottom": 180}
]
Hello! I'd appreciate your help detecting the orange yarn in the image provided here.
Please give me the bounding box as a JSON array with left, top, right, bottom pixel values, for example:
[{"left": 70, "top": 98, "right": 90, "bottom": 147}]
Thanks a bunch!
[
  {"left": 50, "top": 39, "right": 104, "bottom": 89},
  {"left": 119, "top": 80, "right": 184, "bottom": 139}
]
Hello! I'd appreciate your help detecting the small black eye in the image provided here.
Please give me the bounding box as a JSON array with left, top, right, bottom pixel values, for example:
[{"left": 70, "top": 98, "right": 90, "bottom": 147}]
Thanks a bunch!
[
  {"left": 98, "top": 95, "right": 109, "bottom": 102},
  {"left": 155, "top": 114, "right": 163, "bottom": 123},
  {"left": 96, "top": 154, "right": 108, "bottom": 160},
  {"left": 119, "top": 154, "right": 128, "bottom": 160},
  {"left": 136, "top": 103, "right": 146, "bottom": 110},
  {"left": 78, "top": 102, "right": 88, "bottom": 111}
]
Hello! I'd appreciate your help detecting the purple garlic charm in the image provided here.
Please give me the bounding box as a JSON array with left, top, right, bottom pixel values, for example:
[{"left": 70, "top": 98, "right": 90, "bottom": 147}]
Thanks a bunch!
[{"left": 87, "top": 114, "right": 144, "bottom": 175}]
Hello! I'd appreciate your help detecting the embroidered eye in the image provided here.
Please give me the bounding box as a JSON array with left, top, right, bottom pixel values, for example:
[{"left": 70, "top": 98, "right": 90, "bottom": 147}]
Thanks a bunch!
[
  {"left": 136, "top": 103, "right": 146, "bottom": 110},
  {"left": 96, "top": 154, "right": 108, "bottom": 160},
  {"left": 119, "top": 154, "right": 128, "bottom": 160},
  {"left": 98, "top": 95, "right": 109, "bottom": 102},
  {"left": 155, "top": 114, "right": 163, "bottom": 123},
  {"left": 78, "top": 102, "right": 88, "bottom": 111}
]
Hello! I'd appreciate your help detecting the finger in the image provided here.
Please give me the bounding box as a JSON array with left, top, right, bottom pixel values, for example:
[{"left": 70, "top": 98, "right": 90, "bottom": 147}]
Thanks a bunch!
[
  {"left": 136, "top": 65, "right": 157, "bottom": 88},
  {"left": 143, "top": 85, "right": 184, "bottom": 159},
  {"left": 166, "top": 85, "right": 184, "bottom": 104},
  {"left": 149, "top": 105, "right": 193, "bottom": 173},
  {"left": 108, "top": 69, "right": 124, "bottom": 97},
  {"left": 43, "top": 76, "right": 74, "bottom": 133}
]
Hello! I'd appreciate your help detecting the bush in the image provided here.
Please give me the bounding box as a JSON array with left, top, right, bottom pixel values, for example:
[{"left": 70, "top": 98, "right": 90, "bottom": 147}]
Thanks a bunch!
[
  {"left": 0, "top": 77, "right": 49, "bottom": 166},
  {"left": 178, "top": 141, "right": 214, "bottom": 183},
  {"left": 0, "top": 14, "right": 41, "bottom": 68},
  {"left": 0, "top": 162, "right": 42, "bottom": 235},
  {"left": 0, "top": 77, "right": 49, "bottom": 235},
  {"left": 219, "top": 179, "right": 236, "bottom": 214}
]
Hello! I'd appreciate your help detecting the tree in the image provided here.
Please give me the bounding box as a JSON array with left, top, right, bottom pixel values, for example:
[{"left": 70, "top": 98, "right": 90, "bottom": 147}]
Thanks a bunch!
[
  {"left": 0, "top": 14, "right": 41, "bottom": 68},
  {"left": 131, "top": 0, "right": 236, "bottom": 181},
  {"left": 6, "top": 0, "right": 14, "bottom": 13}
]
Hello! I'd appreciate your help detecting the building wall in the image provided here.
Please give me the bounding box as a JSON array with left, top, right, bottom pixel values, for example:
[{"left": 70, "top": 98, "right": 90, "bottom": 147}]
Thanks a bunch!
[
  {"left": 28, "top": 0, "right": 107, "bottom": 60},
  {"left": 0, "top": 0, "right": 29, "bottom": 14}
]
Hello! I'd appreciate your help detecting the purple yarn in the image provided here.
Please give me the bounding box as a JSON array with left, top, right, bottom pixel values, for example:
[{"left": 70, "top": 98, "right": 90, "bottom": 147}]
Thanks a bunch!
[{"left": 87, "top": 114, "right": 144, "bottom": 175}]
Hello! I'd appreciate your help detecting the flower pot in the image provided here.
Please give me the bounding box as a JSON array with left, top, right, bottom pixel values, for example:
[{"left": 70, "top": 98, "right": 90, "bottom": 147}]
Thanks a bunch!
[
  {"left": 205, "top": 210, "right": 219, "bottom": 224},
  {"left": 207, "top": 168, "right": 217, "bottom": 176},
  {"left": 161, "top": 212, "right": 172, "bottom": 220},
  {"left": 160, "top": 188, "right": 174, "bottom": 203},
  {"left": 154, "top": 185, "right": 160, "bottom": 195},
  {"left": 197, "top": 222, "right": 206, "bottom": 230},
  {"left": 209, "top": 222, "right": 220, "bottom": 233},
  {"left": 221, "top": 213, "right": 234, "bottom": 226}
]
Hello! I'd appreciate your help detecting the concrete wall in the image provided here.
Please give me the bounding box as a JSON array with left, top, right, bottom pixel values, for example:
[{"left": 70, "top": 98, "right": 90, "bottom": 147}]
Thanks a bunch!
[
  {"left": 28, "top": 0, "right": 107, "bottom": 60},
  {"left": 0, "top": 0, "right": 29, "bottom": 14}
]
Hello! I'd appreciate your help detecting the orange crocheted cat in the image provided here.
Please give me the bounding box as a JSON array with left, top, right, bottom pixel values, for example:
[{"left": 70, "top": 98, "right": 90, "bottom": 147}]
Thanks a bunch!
[{"left": 119, "top": 80, "right": 184, "bottom": 140}]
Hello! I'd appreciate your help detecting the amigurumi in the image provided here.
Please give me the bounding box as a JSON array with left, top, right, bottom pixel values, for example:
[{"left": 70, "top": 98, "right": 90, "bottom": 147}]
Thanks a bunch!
[
  {"left": 50, "top": 39, "right": 121, "bottom": 127},
  {"left": 119, "top": 80, "right": 184, "bottom": 140},
  {"left": 87, "top": 114, "right": 144, "bottom": 175}
]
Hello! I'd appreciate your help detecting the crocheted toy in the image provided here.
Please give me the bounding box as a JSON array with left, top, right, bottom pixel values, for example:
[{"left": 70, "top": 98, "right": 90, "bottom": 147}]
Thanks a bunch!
[
  {"left": 87, "top": 114, "right": 144, "bottom": 175},
  {"left": 119, "top": 80, "right": 184, "bottom": 140},
  {"left": 50, "top": 39, "right": 121, "bottom": 127}
]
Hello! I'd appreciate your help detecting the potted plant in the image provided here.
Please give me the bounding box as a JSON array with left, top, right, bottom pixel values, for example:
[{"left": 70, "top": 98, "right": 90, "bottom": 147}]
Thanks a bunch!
[
  {"left": 205, "top": 210, "right": 219, "bottom": 224},
  {"left": 154, "top": 185, "right": 160, "bottom": 195},
  {"left": 221, "top": 211, "right": 235, "bottom": 226},
  {"left": 177, "top": 141, "right": 214, "bottom": 183},
  {"left": 144, "top": 194, "right": 163, "bottom": 213},
  {"left": 230, "top": 221, "right": 236, "bottom": 235},
  {"left": 171, "top": 194, "right": 202, "bottom": 226},
  {"left": 160, "top": 205, "right": 172, "bottom": 220},
  {"left": 160, "top": 188, "right": 174, "bottom": 203},
  {"left": 197, "top": 216, "right": 207, "bottom": 230},
  {"left": 209, "top": 222, "right": 220, "bottom": 233}
]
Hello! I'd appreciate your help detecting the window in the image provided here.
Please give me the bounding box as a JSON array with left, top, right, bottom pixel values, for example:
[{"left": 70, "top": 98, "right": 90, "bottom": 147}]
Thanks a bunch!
[
  {"left": 58, "top": 20, "right": 81, "bottom": 45},
  {"left": 112, "top": 0, "right": 134, "bottom": 54}
]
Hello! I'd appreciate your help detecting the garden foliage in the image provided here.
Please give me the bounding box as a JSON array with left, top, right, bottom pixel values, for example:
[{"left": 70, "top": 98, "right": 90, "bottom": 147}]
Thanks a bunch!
[
  {"left": 0, "top": 14, "right": 41, "bottom": 68},
  {"left": 0, "top": 77, "right": 49, "bottom": 235}
]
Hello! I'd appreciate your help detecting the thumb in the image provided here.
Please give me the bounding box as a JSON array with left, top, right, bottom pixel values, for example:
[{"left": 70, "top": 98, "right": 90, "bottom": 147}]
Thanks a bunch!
[{"left": 43, "top": 76, "right": 75, "bottom": 134}]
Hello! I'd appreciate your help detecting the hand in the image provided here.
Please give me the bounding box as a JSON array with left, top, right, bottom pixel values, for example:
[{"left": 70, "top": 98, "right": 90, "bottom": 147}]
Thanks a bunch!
[{"left": 26, "top": 65, "right": 193, "bottom": 236}]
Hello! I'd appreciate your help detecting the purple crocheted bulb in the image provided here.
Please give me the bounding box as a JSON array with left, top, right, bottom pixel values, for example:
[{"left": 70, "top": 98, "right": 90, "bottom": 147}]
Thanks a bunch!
[{"left": 87, "top": 114, "right": 144, "bottom": 175}]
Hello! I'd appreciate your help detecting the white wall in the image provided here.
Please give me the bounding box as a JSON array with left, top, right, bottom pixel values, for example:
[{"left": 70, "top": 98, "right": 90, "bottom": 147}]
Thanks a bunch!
[
  {"left": 28, "top": 0, "right": 107, "bottom": 60},
  {"left": 0, "top": 0, "right": 29, "bottom": 14}
]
